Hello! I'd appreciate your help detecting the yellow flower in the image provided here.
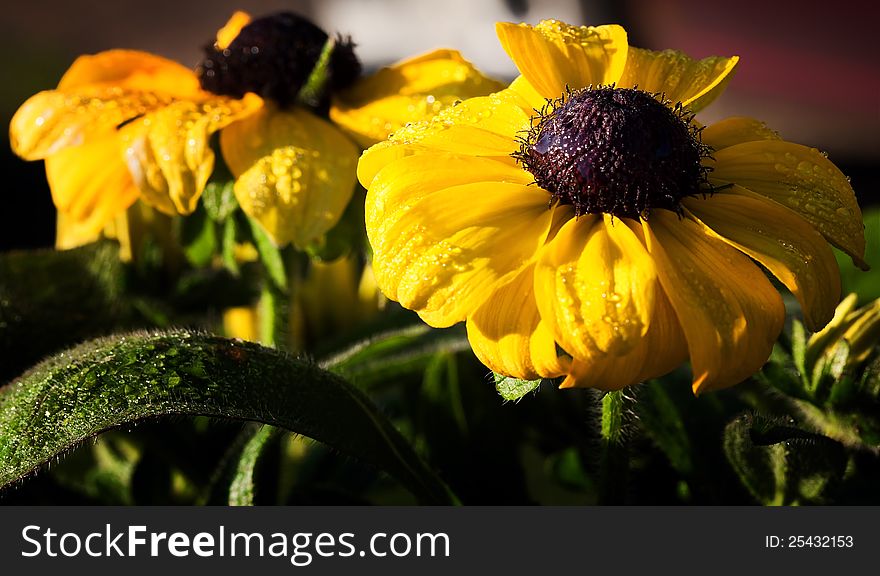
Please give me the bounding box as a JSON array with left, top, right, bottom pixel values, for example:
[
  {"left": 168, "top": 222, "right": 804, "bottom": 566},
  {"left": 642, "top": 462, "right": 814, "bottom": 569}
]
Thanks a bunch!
[
  {"left": 357, "top": 20, "right": 867, "bottom": 394},
  {"left": 331, "top": 49, "right": 505, "bottom": 148},
  {"left": 808, "top": 293, "right": 880, "bottom": 372},
  {"left": 10, "top": 11, "right": 499, "bottom": 250}
]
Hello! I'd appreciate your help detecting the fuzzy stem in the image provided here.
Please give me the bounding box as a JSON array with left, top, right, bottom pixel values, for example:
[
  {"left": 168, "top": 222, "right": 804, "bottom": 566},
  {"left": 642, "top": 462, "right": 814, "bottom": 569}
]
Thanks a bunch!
[{"left": 599, "top": 390, "right": 629, "bottom": 504}]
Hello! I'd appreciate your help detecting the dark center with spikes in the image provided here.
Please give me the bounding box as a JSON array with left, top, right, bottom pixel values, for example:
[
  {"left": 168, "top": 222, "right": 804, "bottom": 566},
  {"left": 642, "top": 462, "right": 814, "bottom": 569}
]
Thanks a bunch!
[
  {"left": 197, "top": 12, "right": 361, "bottom": 108},
  {"left": 516, "top": 87, "right": 709, "bottom": 219}
]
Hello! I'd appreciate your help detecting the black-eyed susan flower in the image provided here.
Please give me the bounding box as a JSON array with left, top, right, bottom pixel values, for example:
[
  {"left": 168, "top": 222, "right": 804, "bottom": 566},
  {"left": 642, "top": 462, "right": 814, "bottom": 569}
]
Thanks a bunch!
[
  {"left": 357, "top": 19, "right": 867, "bottom": 394},
  {"left": 10, "top": 11, "right": 500, "bottom": 250}
]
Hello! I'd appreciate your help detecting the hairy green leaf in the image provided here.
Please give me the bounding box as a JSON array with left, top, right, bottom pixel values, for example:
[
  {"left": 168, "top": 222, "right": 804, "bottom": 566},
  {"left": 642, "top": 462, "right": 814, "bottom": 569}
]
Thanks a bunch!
[
  {"left": 635, "top": 380, "right": 692, "bottom": 475},
  {"left": 324, "top": 324, "right": 471, "bottom": 389},
  {"left": 0, "top": 330, "right": 454, "bottom": 504},
  {"left": 493, "top": 373, "right": 541, "bottom": 402},
  {"left": 228, "top": 425, "right": 280, "bottom": 506},
  {"left": 0, "top": 241, "right": 131, "bottom": 383},
  {"left": 245, "top": 216, "right": 287, "bottom": 291}
]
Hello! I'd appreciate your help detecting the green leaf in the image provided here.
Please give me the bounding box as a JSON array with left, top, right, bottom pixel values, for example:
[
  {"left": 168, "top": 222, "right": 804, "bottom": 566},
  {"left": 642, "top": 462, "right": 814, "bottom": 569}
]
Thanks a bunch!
[
  {"left": 202, "top": 181, "right": 239, "bottom": 223},
  {"left": 790, "top": 320, "right": 807, "bottom": 379},
  {"left": 245, "top": 215, "right": 287, "bottom": 291},
  {"left": 635, "top": 380, "right": 693, "bottom": 475},
  {"left": 221, "top": 217, "right": 240, "bottom": 276},
  {"left": 836, "top": 208, "right": 880, "bottom": 301},
  {"left": 0, "top": 241, "right": 131, "bottom": 383},
  {"left": 297, "top": 37, "right": 335, "bottom": 108},
  {"left": 228, "top": 425, "right": 280, "bottom": 506},
  {"left": 0, "top": 330, "right": 455, "bottom": 504},
  {"left": 180, "top": 205, "right": 218, "bottom": 267},
  {"left": 723, "top": 414, "right": 787, "bottom": 505},
  {"left": 494, "top": 373, "right": 541, "bottom": 402},
  {"left": 323, "top": 324, "right": 471, "bottom": 389},
  {"left": 722, "top": 413, "right": 847, "bottom": 505},
  {"left": 50, "top": 433, "right": 140, "bottom": 504}
]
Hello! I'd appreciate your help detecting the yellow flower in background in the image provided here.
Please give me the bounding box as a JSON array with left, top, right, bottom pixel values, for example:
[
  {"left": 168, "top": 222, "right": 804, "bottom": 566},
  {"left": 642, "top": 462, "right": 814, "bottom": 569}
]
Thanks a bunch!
[
  {"left": 10, "top": 11, "right": 500, "bottom": 250},
  {"left": 808, "top": 293, "right": 880, "bottom": 372},
  {"left": 358, "top": 19, "right": 867, "bottom": 394},
  {"left": 331, "top": 49, "right": 505, "bottom": 148}
]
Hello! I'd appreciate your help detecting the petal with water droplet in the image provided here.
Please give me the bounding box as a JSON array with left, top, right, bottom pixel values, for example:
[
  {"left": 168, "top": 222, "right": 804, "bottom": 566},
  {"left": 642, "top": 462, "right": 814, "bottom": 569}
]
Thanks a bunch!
[
  {"left": 371, "top": 182, "right": 553, "bottom": 327},
  {"left": 644, "top": 211, "right": 785, "bottom": 394},
  {"left": 467, "top": 263, "right": 570, "bottom": 380},
  {"left": 560, "top": 287, "right": 687, "bottom": 390},
  {"left": 331, "top": 49, "right": 504, "bottom": 148},
  {"left": 122, "top": 93, "right": 262, "bottom": 216},
  {"left": 365, "top": 152, "right": 533, "bottom": 235},
  {"left": 534, "top": 214, "right": 657, "bottom": 360},
  {"left": 495, "top": 20, "right": 628, "bottom": 99},
  {"left": 221, "top": 103, "right": 358, "bottom": 247},
  {"left": 46, "top": 133, "right": 139, "bottom": 248},
  {"left": 617, "top": 48, "right": 738, "bottom": 112},
  {"left": 708, "top": 140, "right": 866, "bottom": 269},
  {"left": 701, "top": 117, "right": 780, "bottom": 150},
  {"left": 685, "top": 187, "right": 841, "bottom": 331},
  {"left": 357, "top": 90, "right": 531, "bottom": 188}
]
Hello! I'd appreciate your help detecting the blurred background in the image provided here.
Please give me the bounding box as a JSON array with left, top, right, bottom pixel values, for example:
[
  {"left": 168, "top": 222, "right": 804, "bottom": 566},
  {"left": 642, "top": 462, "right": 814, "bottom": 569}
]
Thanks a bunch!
[{"left": 2, "top": 0, "right": 878, "bottom": 251}]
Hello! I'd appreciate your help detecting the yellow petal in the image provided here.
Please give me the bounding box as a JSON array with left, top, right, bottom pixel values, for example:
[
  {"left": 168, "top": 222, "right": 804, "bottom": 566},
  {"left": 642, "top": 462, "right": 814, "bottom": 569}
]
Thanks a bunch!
[
  {"left": 684, "top": 187, "right": 841, "bottom": 331},
  {"left": 122, "top": 93, "right": 262, "bottom": 216},
  {"left": 10, "top": 51, "right": 204, "bottom": 160},
  {"left": 370, "top": 182, "right": 553, "bottom": 327},
  {"left": 507, "top": 75, "right": 548, "bottom": 111},
  {"left": 617, "top": 48, "right": 738, "bottom": 112},
  {"left": 701, "top": 117, "right": 780, "bottom": 151},
  {"left": 560, "top": 287, "right": 687, "bottom": 390},
  {"left": 365, "top": 152, "right": 533, "bottom": 234},
  {"left": 57, "top": 49, "right": 200, "bottom": 96},
  {"left": 331, "top": 49, "right": 505, "bottom": 148},
  {"left": 223, "top": 306, "right": 260, "bottom": 342},
  {"left": 356, "top": 90, "right": 530, "bottom": 188},
  {"left": 644, "top": 210, "right": 785, "bottom": 394},
  {"left": 45, "top": 133, "right": 139, "bottom": 247},
  {"left": 221, "top": 103, "right": 359, "bottom": 247},
  {"left": 495, "top": 20, "right": 628, "bottom": 99},
  {"left": 11, "top": 89, "right": 174, "bottom": 160},
  {"left": 466, "top": 263, "right": 570, "bottom": 380},
  {"left": 708, "top": 140, "right": 866, "bottom": 269},
  {"left": 215, "top": 11, "right": 252, "bottom": 50},
  {"left": 534, "top": 214, "right": 657, "bottom": 359}
]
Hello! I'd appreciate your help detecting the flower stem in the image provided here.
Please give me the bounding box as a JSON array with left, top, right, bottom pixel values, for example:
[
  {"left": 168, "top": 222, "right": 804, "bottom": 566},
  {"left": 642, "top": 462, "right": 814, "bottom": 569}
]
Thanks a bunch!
[{"left": 599, "top": 390, "right": 629, "bottom": 504}]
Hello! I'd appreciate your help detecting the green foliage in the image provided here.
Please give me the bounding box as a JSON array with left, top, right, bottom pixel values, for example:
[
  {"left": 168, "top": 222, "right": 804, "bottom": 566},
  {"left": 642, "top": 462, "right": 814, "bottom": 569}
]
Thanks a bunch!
[
  {"left": 635, "top": 380, "right": 693, "bottom": 475},
  {"left": 0, "top": 330, "right": 455, "bottom": 504},
  {"left": 246, "top": 215, "right": 288, "bottom": 291},
  {"left": 836, "top": 208, "right": 880, "bottom": 301},
  {"left": 723, "top": 413, "right": 847, "bottom": 505},
  {"left": 0, "top": 241, "right": 131, "bottom": 383},
  {"left": 228, "top": 425, "right": 280, "bottom": 506},
  {"left": 494, "top": 373, "right": 541, "bottom": 402},
  {"left": 180, "top": 204, "right": 218, "bottom": 267}
]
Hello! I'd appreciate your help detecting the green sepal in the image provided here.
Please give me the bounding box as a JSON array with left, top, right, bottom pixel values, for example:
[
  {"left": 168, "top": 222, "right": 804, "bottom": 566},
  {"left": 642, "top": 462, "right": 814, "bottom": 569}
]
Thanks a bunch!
[{"left": 203, "top": 180, "right": 239, "bottom": 223}]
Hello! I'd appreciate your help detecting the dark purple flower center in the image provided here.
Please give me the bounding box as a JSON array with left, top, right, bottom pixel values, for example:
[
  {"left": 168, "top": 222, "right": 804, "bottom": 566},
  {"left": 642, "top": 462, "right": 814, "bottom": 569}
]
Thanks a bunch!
[
  {"left": 197, "top": 12, "right": 360, "bottom": 108},
  {"left": 515, "top": 87, "right": 709, "bottom": 219}
]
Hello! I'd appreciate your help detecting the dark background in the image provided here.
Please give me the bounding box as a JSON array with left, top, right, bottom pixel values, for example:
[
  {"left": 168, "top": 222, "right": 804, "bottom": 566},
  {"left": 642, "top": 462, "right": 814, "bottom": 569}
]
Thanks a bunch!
[{"left": 2, "top": 0, "right": 877, "bottom": 251}]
